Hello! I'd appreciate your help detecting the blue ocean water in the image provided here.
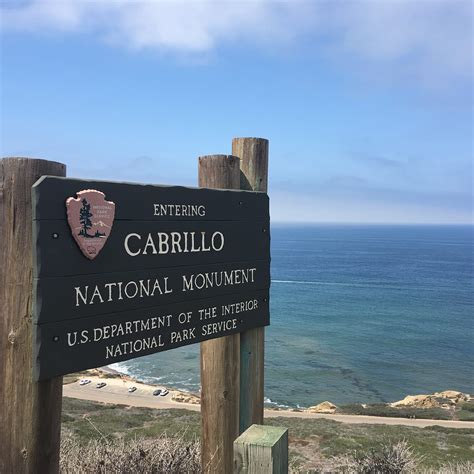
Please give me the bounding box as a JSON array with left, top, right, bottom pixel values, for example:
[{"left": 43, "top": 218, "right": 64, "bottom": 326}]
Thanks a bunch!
[{"left": 112, "top": 224, "right": 474, "bottom": 408}]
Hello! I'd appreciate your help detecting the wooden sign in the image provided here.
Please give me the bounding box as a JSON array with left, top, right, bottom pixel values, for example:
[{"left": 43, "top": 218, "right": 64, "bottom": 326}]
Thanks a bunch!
[{"left": 33, "top": 176, "right": 270, "bottom": 380}]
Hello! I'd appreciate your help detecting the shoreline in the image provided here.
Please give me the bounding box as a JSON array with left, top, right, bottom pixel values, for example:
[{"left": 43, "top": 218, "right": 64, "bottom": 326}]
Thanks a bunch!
[
  {"left": 100, "top": 366, "right": 297, "bottom": 410},
  {"left": 101, "top": 364, "right": 473, "bottom": 412},
  {"left": 62, "top": 378, "right": 474, "bottom": 429},
  {"left": 61, "top": 367, "right": 474, "bottom": 429},
  {"left": 101, "top": 366, "right": 472, "bottom": 412}
]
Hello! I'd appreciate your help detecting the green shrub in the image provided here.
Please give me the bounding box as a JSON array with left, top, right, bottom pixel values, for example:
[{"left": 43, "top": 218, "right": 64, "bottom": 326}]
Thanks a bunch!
[{"left": 338, "top": 403, "right": 452, "bottom": 420}]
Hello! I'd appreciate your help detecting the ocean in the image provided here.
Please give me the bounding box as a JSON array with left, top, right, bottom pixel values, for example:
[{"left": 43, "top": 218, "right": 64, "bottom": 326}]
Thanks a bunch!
[{"left": 111, "top": 224, "right": 474, "bottom": 408}]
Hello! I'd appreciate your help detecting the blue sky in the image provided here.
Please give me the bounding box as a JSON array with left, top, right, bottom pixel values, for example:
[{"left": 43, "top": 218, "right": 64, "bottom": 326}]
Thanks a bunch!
[{"left": 1, "top": 1, "right": 472, "bottom": 223}]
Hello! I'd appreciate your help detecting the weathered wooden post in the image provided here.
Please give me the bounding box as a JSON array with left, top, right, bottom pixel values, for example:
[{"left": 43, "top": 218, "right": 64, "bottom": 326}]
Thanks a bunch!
[
  {"left": 0, "top": 158, "right": 66, "bottom": 473},
  {"left": 234, "top": 424, "right": 288, "bottom": 474},
  {"left": 199, "top": 155, "right": 241, "bottom": 473},
  {"left": 232, "top": 138, "right": 269, "bottom": 433}
]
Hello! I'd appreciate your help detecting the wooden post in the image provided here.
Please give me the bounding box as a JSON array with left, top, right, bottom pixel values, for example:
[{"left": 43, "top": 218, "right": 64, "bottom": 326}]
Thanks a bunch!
[
  {"left": 199, "top": 155, "right": 241, "bottom": 473},
  {"left": 234, "top": 424, "right": 288, "bottom": 474},
  {"left": 232, "top": 138, "right": 269, "bottom": 433},
  {"left": 0, "top": 158, "right": 66, "bottom": 473}
]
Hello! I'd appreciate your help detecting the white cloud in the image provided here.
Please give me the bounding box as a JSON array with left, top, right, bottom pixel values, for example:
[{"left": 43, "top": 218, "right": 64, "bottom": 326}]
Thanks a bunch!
[
  {"left": 325, "top": 1, "right": 472, "bottom": 83},
  {"left": 0, "top": 0, "right": 303, "bottom": 51},
  {"left": 1, "top": 0, "right": 472, "bottom": 81}
]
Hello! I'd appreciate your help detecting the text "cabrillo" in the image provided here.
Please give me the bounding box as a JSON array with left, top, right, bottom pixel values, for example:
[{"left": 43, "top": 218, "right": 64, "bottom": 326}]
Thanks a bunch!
[{"left": 124, "top": 231, "right": 225, "bottom": 256}]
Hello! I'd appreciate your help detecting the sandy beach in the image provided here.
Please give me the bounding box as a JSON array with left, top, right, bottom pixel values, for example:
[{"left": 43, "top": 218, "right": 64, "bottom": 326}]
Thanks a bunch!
[
  {"left": 65, "top": 375, "right": 200, "bottom": 411},
  {"left": 63, "top": 374, "right": 474, "bottom": 430}
]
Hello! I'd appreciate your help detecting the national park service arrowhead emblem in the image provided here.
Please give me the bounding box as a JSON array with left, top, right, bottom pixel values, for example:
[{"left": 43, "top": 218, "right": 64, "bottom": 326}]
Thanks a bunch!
[{"left": 66, "top": 190, "right": 115, "bottom": 260}]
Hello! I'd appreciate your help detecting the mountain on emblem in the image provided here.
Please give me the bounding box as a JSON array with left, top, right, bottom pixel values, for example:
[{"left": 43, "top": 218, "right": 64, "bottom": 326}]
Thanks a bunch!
[{"left": 66, "top": 190, "right": 115, "bottom": 260}]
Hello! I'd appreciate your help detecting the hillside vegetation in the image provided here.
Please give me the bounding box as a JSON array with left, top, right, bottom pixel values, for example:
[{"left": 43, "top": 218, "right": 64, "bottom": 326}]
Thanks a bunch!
[{"left": 62, "top": 398, "right": 474, "bottom": 472}]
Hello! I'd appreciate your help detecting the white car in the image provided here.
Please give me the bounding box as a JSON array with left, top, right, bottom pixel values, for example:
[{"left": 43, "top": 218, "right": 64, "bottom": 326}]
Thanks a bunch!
[
  {"left": 160, "top": 389, "right": 169, "bottom": 397},
  {"left": 79, "top": 379, "right": 91, "bottom": 386},
  {"left": 128, "top": 386, "right": 137, "bottom": 393}
]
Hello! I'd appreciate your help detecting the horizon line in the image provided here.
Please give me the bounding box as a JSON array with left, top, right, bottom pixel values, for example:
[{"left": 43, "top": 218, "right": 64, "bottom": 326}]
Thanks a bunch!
[{"left": 270, "top": 221, "right": 474, "bottom": 226}]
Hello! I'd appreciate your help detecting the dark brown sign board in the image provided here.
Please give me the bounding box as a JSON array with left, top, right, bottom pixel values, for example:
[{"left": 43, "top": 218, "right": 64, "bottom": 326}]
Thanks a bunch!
[{"left": 32, "top": 176, "right": 270, "bottom": 380}]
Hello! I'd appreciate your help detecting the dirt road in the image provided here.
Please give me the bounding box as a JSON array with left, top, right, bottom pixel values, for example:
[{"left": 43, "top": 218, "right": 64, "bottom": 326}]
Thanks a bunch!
[{"left": 63, "top": 380, "right": 474, "bottom": 429}]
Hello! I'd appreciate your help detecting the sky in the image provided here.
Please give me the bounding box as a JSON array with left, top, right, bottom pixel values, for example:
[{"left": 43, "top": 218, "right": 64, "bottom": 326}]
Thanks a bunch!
[{"left": 1, "top": 0, "right": 472, "bottom": 224}]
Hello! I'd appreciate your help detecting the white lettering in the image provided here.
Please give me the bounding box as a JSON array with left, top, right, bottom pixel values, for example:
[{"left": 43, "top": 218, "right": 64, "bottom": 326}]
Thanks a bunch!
[
  {"left": 143, "top": 233, "right": 157, "bottom": 255},
  {"left": 212, "top": 231, "right": 224, "bottom": 251},
  {"left": 158, "top": 233, "right": 169, "bottom": 254},
  {"left": 75, "top": 286, "right": 88, "bottom": 307},
  {"left": 124, "top": 233, "right": 141, "bottom": 256}
]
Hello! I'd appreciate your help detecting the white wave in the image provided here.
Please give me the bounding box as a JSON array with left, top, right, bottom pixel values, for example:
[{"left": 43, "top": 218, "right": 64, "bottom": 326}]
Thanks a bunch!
[
  {"left": 272, "top": 279, "right": 374, "bottom": 288},
  {"left": 271, "top": 279, "right": 437, "bottom": 291},
  {"left": 264, "top": 397, "right": 292, "bottom": 409},
  {"left": 139, "top": 375, "right": 165, "bottom": 384},
  {"left": 108, "top": 362, "right": 132, "bottom": 375}
]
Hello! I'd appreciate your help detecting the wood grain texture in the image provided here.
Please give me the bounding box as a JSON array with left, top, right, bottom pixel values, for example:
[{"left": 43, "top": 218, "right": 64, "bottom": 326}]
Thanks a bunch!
[
  {"left": 232, "top": 138, "right": 269, "bottom": 433},
  {"left": 198, "top": 155, "right": 241, "bottom": 190},
  {"left": 238, "top": 326, "right": 266, "bottom": 431},
  {"left": 199, "top": 155, "right": 241, "bottom": 473},
  {"left": 233, "top": 424, "right": 288, "bottom": 474},
  {"left": 232, "top": 138, "right": 268, "bottom": 192},
  {"left": 0, "top": 158, "right": 65, "bottom": 473}
]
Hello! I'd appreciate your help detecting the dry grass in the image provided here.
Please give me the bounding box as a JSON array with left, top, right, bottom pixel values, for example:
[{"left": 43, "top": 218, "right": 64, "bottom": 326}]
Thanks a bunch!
[
  {"left": 421, "top": 461, "right": 474, "bottom": 474},
  {"left": 60, "top": 432, "right": 200, "bottom": 473},
  {"left": 60, "top": 399, "right": 473, "bottom": 473},
  {"left": 60, "top": 432, "right": 474, "bottom": 474},
  {"left": 353, "top": 440, "right": 422, "bottom": 473},
  {"left": 290, "top": 439, "right": 471, "bottom": 473},
  {"left": 289, "top": 441, "right": 418, "bottom": 473},
  {"left": 290, "top": 454, "right": 358, "bottom": 473}
]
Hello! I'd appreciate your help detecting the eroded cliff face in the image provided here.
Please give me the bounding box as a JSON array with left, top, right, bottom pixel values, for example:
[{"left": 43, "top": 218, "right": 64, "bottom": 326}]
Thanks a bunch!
[
  {"left": 171, "top": 392, "right": 201, "bottom": 405},
  {"left": 391, "top": 390, "right": 470, "bottom": 409},
  {"left": 306, "top": 401, "right": 338, "bottom": 414}
]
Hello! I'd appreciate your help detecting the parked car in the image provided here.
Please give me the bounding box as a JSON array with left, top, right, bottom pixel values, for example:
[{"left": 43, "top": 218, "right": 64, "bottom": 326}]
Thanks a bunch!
[
  {"left": 153, "top": 389, "right": 162, "bottom": 396},
  {"left": 160, "top": 389, "right": 169, "bottom": 397},
  {"left": 79, "top": 379, "right": 91, "bottom": 386},
  {"left": 96, "top": 382, "right": 107, "bottom": 389},
  {"left": 128, "top": 386, "right": 137, "bottom": 393}
]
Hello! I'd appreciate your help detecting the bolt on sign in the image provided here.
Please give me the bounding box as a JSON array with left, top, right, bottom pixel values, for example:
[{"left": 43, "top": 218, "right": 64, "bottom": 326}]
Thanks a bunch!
[{"left": 32, "top": 177, "right": 270, "bottom": 380}]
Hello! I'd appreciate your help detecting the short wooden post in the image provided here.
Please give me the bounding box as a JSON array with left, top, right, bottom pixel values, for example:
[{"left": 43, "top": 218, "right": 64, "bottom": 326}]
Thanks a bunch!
[
  {"left": 232, "top": 138, "right": 269, "bottom": 433},
  {"left": 234, "top": 424, "right": 288, "bottom": 474},
  {"left": 199, "top": 155, "right": 241, "bottom": 473},
  {"left": 0, "top": 158, "right": 66, "bottom": 473}
]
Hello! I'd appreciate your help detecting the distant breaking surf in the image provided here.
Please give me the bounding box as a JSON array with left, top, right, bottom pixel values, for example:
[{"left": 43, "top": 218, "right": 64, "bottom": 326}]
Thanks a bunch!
[
  {"left": 272, "top": 279, "right": 380, "bottom": 287},
  {"left": 270, "top": 279, "right": 441, "bottom": 291}
]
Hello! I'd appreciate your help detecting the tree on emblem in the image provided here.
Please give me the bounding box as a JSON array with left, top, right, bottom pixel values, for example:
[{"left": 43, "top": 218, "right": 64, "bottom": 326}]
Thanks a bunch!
[{"left": 78, "top": 199, "right": 93, "bottom": 237}]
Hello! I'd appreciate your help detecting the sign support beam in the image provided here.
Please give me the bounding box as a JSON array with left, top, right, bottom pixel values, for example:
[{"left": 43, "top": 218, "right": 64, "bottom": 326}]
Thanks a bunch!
[
  {"left": 0, "top": 158, "right": 65, "bottom": 474},
  {"left": 199, "top": 155, "right": 241, "bottom": 473},
  {"left": 232, "top": 137, "right": 269, "bottom": 433}
]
